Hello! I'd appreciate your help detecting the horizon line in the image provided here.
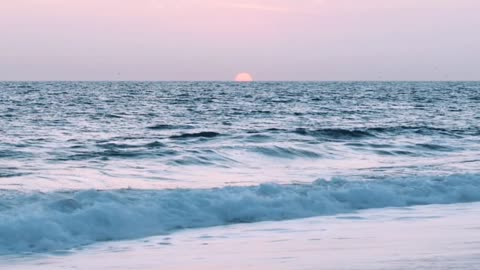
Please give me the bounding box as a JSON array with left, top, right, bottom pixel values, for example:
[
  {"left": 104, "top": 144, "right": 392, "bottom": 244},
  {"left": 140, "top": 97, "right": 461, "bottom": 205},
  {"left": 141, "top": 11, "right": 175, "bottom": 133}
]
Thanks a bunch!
[{"left": 1, "top": 80, "right": 479, "bottom": 83}]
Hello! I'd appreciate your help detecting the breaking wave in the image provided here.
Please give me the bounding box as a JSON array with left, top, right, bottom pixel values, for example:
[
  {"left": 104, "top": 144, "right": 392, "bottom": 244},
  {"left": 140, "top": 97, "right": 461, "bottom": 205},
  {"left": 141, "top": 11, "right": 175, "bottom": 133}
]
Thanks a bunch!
[{"left": 0, "top": 174, "right": 479, "bottom": 255}]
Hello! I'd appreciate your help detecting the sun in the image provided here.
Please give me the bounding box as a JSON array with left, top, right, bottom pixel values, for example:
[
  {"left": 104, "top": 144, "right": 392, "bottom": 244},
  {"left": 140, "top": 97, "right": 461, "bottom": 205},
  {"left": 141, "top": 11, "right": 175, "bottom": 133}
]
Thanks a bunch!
[{"left": 235, "top": 72, "right": 254, "bottom": 82}]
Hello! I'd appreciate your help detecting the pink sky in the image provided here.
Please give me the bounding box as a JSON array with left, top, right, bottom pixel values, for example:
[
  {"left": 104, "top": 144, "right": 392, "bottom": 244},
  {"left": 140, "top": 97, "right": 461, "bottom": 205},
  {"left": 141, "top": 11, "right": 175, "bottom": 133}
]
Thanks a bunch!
[{"left": 1, "top": 0, "right": 479, "bottom": 80}]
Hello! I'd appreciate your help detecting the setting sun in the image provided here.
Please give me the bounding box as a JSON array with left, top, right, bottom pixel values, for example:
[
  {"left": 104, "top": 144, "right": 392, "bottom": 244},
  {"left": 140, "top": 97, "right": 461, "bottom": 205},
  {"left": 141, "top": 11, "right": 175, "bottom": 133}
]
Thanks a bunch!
[{"left": 235, "top": 72, "right": 254, "bottom": 82}]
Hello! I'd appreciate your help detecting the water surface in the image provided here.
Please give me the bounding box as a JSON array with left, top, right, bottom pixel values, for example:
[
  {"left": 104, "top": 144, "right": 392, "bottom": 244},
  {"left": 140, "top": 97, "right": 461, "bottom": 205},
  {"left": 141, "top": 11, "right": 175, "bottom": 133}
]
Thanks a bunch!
[{"left": 0, "top": 81, "right": 479, "bottom": 254}]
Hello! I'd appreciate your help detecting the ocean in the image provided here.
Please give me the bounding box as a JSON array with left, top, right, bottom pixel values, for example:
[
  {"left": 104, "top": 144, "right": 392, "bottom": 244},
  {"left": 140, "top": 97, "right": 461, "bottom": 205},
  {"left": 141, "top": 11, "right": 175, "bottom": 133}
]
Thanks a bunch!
[{"left": 1, "top": 81, "right": 480, "bottom": 269}]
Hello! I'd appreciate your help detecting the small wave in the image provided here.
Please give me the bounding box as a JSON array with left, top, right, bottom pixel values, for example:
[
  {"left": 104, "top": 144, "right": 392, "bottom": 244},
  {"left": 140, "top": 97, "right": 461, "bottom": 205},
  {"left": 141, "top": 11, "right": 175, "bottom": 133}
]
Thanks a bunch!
[
  {"left": 0, "top": 172, "right": 25, "bottom": 178},
  {"left": 0, "top": 167, "right": 25, "bottom": 178},
  {"left": 252, "top": 146, "right": 322, "bottom": 159},
  {"left": 97, "top": 143, "right": 143, "bottom": 149},
  {"left": 169, "top": 156, "right": 222, "bottom": 166},
  {"left": 290, "top": 126, "right": 479, "bottom": 139},
  {"left": 144, "top": 141, "right": 166, "bottom": 148},
  {"left": 93, "top": 113, "right": 123, "bottom": 119},
  {"left": 368, "top": 126, "right": 479, "bottom": 137},
  {"left": 97, "top": 141, "right": 166, "bottom": 150},
  {"left": 412, "top": 143, "right": 454, "bottom": 152},
  {"left": 54, "top": 141, "right": 170, "bottom": 161},
  {"left": 54, "top": 147, "right": 176, "bottom": 161},
  {"left": 0, "top": 174, "right": 479, "bottom": 254},
  {"left": 244, "top": 134, "right": 273, "bottom": 142},
  {"left": 169, "top": 150, "right": 235, "bottom": 166},
  {"left": 247, "top": 127, "right": 373, "bottom": 139},
  {"left": 147, "top": 124, "right": 193, "bottom": 130},
  {"left": 308, "top": 128, "right": 373, "bottom": 139},
  {"left": 247, "top": 128, "right": 373, "bottom": 140},
  {"left": 170, "top": 131, "right": 221, "bottom": 140},
  {"left": 0, "top": 150, "right": 32, "bottom": 159},
  {"left": 74, "top": 150, "right": 145, "bottom": 159}
]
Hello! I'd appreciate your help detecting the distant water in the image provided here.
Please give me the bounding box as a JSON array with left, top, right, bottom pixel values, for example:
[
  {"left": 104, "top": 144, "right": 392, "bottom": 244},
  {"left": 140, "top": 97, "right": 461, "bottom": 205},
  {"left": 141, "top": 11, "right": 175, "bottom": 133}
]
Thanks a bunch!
[{"left": 1, "top": 81, "right": 480, "bottom": 254}]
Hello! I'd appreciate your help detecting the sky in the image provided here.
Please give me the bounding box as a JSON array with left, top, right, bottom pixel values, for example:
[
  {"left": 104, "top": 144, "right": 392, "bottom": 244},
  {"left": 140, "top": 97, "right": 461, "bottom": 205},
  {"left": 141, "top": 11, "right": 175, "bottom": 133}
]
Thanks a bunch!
[{"left": 1, "top": 0, "right": 479, "bottom": 81}]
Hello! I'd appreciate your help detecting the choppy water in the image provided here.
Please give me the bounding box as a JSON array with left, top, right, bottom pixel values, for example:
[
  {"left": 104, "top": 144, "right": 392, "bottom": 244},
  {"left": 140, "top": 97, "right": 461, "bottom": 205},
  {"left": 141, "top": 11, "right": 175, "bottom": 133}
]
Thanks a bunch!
[{"left": 1, "top": 81, "right": 480, "bottom": 254}]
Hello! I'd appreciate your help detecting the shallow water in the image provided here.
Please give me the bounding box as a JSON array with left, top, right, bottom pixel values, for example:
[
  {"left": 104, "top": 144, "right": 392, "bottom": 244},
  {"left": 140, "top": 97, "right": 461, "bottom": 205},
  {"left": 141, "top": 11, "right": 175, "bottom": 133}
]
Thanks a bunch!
[
  {"left": 1, "top": 81, "right": 479, "bottom": 259},
  {"left": 3, "top": 203, "right": 480, "bottom": 270}
]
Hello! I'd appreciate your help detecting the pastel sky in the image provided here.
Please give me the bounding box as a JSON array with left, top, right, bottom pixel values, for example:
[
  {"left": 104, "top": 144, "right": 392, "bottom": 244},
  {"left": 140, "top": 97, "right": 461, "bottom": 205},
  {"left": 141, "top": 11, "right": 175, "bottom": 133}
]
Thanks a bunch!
[{"left": 1, "top": 0, "right": 479, "bottom": 81}]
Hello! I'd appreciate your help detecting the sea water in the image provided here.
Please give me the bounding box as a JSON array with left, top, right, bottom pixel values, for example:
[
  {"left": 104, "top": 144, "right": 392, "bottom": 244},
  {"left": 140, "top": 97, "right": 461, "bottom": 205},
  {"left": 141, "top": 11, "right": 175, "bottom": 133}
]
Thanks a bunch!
[{"left": 0, "top": 82, "right": 479, "bottom": 268}]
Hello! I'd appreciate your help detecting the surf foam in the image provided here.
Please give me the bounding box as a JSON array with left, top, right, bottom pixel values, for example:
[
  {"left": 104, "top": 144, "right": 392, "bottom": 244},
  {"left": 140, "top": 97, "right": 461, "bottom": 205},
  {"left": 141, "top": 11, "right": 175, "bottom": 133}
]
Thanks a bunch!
[{"left": 1, "top": 174, "right": 479, "bottom": 254}]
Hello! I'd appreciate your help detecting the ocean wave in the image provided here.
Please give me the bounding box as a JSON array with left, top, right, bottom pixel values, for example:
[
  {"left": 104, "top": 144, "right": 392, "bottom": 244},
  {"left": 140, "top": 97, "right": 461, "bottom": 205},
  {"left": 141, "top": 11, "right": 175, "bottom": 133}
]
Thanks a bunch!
[
  {"left": 257, "top": 126, "right": 480, "bottom": 139},
  {"left": 302, "top": 128, "right": 373, "bottom": 139},
  {"left": 238, "top": 127, "right": 478, "bottom": 144},
  {"left": 96, "top": 141, "right": 166, "bottom": 150},
  {"left": 252, "top": 146, "right": 322, "bottom": 159},
  {"left": 147, "top": 124, "right": 193, "bottom": 130},
  {"left": 0, "top": 174, "right": 479, "bottom": 255},
  {"left": 366, "top": 126, "right": 480, "bottom": 137},
  {"left": 170, "top": 131, "right": 221, "bottom": 140},
  {"left": 0, "top": 167, "right": 26, "bottom": 178},
  {"left": 0, "top": 149, "right": 33, "bottom": 159}
]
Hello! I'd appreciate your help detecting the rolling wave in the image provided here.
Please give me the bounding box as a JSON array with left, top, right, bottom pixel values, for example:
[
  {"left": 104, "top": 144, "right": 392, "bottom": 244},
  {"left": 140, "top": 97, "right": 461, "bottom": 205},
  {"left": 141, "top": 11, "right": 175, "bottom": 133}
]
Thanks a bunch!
[
  {"left": 0, "top": 174, "right": 479, "bottom": 255},
  {"left": 170, "top": 131, "right": 222, "bottom": 140},
  {"left": 147, "top": 124, "right": 193, "bottom": 130},
  {"left": 245, "top": 126, "right": 479, "bottom": 141}
]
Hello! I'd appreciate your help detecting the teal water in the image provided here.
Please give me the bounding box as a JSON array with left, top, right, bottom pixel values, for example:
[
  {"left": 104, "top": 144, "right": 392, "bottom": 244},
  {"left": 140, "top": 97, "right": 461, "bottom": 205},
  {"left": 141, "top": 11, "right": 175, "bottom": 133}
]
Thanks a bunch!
[{"left": 1, "top": 81, "right": 479, "bottom": 254}]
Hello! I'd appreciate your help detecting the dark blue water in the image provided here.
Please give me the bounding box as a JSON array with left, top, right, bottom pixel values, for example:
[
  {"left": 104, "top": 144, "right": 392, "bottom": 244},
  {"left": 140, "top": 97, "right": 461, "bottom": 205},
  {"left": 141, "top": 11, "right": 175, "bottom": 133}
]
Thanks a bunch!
[{"left": 1, "top": 81, "right": 480, "bottom": 254}]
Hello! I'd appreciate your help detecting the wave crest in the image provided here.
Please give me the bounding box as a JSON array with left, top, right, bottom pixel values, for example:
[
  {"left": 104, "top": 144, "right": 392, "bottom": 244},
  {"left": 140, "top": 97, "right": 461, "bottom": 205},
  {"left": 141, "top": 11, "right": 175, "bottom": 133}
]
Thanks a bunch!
[{"left": 0, "top": 174, "right": 479, "bottom": 254}]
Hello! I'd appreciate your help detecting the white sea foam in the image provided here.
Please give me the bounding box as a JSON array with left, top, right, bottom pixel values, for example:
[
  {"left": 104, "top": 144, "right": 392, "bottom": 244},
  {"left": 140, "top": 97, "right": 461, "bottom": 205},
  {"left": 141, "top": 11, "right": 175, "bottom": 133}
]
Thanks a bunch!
[{"left": 1, "top": 174, "right": 479, "bottom": 255}]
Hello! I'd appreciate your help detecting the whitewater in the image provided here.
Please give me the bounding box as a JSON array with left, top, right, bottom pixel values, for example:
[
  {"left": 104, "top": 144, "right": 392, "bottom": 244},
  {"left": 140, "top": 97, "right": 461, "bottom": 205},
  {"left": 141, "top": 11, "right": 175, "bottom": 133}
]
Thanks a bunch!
[{"left": 1, "top": 81, "right": 479, "bottom": 269}]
